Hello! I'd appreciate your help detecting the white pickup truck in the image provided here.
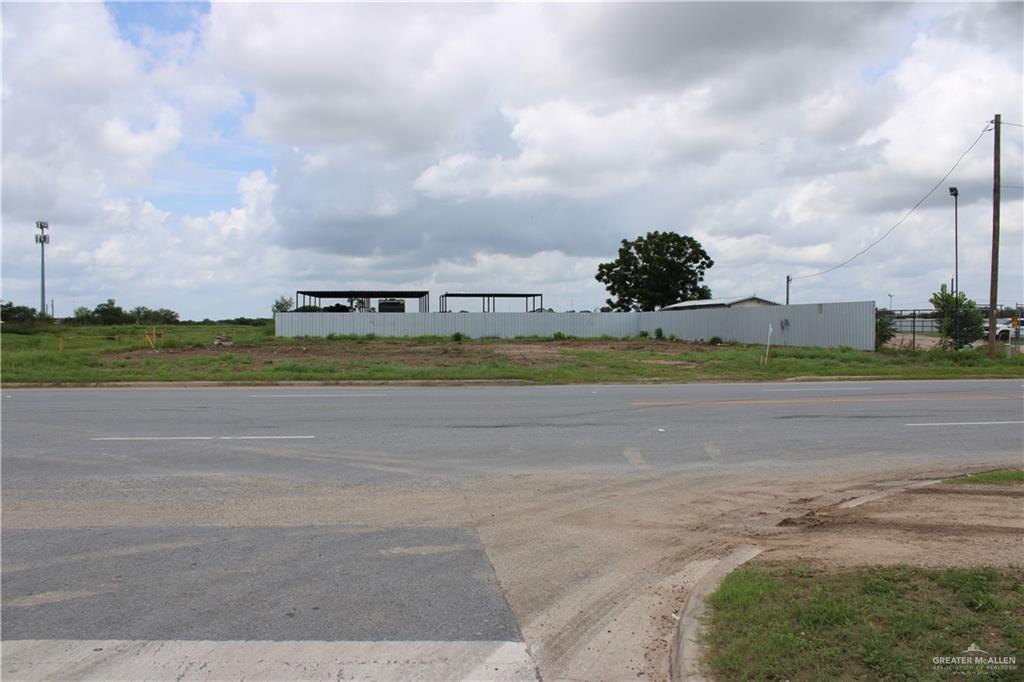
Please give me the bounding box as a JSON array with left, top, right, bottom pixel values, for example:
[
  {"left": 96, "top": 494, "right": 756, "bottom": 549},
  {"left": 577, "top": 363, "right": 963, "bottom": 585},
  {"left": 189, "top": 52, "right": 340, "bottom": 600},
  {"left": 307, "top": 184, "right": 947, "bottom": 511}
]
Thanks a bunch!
[{"left": 982, "top": 319, "right": 1015, "bottom": 341}]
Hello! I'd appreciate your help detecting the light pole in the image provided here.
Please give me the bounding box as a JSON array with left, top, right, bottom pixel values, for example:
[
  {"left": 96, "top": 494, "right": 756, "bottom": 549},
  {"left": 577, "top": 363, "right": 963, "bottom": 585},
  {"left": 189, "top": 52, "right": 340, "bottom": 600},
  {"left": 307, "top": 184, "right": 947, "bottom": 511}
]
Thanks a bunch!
[
  {"left": 948, "top": 188, "right": 959, "bottom": 347},
  {"left": 948, "top": 188, "right": 959, "bottom": 296},
  {"left": 888, "top": 293, "right": 894, "bottom": 310},
  {"left": 35, "top": 221, "right": 49, "bottom": 318}
]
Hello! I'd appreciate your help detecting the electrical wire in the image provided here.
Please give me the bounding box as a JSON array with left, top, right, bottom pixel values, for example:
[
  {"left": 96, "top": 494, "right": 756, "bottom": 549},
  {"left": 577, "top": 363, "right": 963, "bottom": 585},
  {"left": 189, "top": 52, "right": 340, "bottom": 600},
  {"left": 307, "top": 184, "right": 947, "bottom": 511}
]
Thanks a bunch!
[
  {"left": 1001, "top": 121, "right": 1023, "bottom": 127},
  {"left": 792, "top": 123, "right": 992, "bottom": 281}
]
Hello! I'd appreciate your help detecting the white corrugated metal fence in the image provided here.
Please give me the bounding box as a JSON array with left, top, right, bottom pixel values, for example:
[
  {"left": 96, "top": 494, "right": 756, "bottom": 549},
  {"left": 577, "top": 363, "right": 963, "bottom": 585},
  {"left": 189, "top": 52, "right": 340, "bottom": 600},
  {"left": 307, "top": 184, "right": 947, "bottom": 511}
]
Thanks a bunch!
[{"left": 275, "top": 301, "right": 876, "bottom": 350}]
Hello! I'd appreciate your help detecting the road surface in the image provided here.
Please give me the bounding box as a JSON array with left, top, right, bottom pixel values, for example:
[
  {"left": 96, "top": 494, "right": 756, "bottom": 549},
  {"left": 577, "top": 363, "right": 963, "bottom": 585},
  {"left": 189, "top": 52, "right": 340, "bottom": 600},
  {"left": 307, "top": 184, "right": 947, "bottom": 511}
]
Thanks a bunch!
[{"left": 3, "top": 380, "right": 1021, "bottom": 680}]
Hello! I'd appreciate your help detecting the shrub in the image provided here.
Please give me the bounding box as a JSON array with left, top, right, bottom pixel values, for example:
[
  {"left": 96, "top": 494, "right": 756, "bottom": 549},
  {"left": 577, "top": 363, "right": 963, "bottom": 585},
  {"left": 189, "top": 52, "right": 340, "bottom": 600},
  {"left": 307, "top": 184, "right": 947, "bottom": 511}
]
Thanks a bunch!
[
  {"left": 654, "top": 327, "right": 664, "bottom": 339},
  {"left": 930, "top": 284, "right": 983, "bottom": 349},
  {"left": 875, "top": 308, "right": 896, "bottom": 350},
  {"left": 709, "top": 336, "right": 723, "bottom": 345},
  {"left": 553, "top": 332, "right": 567, "bottom": 340},
  {"left": 638, "top": 330, "right": 650, "bottom": 338},
  {"left": 451, "top": 332, "right": 464, "bottom": 342}
]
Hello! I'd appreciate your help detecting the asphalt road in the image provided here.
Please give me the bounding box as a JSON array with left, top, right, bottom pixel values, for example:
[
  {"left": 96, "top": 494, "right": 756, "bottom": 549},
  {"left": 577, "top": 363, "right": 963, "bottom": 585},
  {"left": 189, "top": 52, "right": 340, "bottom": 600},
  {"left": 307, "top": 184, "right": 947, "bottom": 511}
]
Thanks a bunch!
[
  {"left": 4, "top": 380, "right": 1022, "bottom": 485},
  {"left": 2, "top": 379, "right": 1022, "bottom": 680}
]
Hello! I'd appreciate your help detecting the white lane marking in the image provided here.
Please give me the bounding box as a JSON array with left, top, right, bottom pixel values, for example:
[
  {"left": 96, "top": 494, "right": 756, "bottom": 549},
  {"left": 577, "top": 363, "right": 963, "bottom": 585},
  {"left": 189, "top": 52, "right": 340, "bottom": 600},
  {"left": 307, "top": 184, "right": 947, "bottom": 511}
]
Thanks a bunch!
[
  {"left": 90, "top": 436, "right": 213, "bottom": 441},
  {"left": 3, "top": 591, "right": 101, "bottom": 608},
  {"left": 622, "top": 448, "right": 648, "bottom": 467},
  {"left": 1, "top": 639, "right": 539, "bottom": 681},
  {"left": 221, "top": 435, "right": 316, "bottom": 440},
  {"left": 761, "top": 387, "right": 873, "bottom": 392},
  {"left": 905, "top": 421, "right": 1024, "bottom": 427},
  {"left": 248, "top": 393, "right": 385, "bottom": 398},
  {"left": 381, "top": 544, "right": 474, "bottom": 556},
  {"left": 90, "top": 436, "right": 315, "bottom": 441}
]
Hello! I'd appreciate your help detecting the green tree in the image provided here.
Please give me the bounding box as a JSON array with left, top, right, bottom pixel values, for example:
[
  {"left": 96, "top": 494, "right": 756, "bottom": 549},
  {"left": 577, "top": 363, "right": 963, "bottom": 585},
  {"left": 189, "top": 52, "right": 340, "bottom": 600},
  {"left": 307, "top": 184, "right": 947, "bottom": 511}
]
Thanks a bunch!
[
  {"left": 875, "top": 308, "right": 896, "bottom": 350},
  {"left": 0, "top": 302, "right": 38, "bottom": 323},
  {"left": 272, "top": 296, "right": 294, "bottom": 313},
  {"left": 595, "top": 231, "right": 713, "bottom": 311},
  {"left": 130, "top": 306, "right": 180, "bottom": 324},
  {"left": 92, "top": 299, "right": 132, "bottom": 325},
  {"left": 929, "top": 284, "right": 983, "bottom": 349},
  {"left": 71, "top": 306, "right": 95, "bottom": 324}
]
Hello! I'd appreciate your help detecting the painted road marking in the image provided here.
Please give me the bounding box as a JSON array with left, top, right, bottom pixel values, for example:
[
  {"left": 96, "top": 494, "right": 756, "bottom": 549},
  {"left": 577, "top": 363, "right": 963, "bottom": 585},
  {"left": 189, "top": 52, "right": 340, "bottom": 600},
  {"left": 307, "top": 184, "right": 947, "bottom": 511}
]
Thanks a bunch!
[
  {"left": 703, "top": 442, "right": 723, "bottom": 461},
  {"left": 633, "top": 395, "right": 1018, "bottom": 407},
  {"left": 905, "top": 421, "right": 1024, "bottom": 427},
  {"left": 248, "top": 393, "right": 385, "bottom": 398},
  {"left": 622, "top": 448, "right": 648, "bottom": 467},
  {"left": 89, "top": 435, "right": 316, "bottom": 441},
  {"left": 1, "top": 640, "right": 538, "bottom": 681},
  {"left": 761, "top": 387, "right": 873, "bottom": 392}
]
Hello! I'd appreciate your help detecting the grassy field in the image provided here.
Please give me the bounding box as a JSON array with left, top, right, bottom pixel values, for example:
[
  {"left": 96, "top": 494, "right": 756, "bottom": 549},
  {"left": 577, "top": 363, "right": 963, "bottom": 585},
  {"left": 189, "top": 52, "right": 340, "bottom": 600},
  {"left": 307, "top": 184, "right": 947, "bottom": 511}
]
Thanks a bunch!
[
  {"left": 2, "top": 322, "right": 1023, "bottom": 384},
  {"left": 706, "top": 562, "right": 1024, "bottom": 681},
  {"left": 947, "top": 469, "right": 1024, "bottom": 486}
]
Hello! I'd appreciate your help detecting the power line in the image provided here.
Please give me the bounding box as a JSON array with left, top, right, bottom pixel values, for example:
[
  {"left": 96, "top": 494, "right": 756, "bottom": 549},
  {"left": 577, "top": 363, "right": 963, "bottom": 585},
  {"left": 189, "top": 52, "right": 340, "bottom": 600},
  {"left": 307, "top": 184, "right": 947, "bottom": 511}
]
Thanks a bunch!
[
  {"left": 1001, "top": 121, "right": 1023, "bottom": 127},
  {"left": 792, "top": 123, "right": 992, "bottom": 281}
]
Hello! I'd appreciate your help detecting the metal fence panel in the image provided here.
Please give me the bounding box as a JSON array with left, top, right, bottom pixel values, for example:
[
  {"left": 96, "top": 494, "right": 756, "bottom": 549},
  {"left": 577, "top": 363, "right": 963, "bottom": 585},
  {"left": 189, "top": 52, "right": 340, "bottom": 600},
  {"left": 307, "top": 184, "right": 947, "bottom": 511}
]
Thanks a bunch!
[
  {"left": 893, "top": 317, "right": 940, "bottom": 333},
  {"left": 275, "top": 312, "right": 641, "bottom": 338},
  {"left": 276, "top": 301, "right": 875, "bottom": 350},
  {"left": 638, "top": 301, "right": 875, "bottom": 350}
]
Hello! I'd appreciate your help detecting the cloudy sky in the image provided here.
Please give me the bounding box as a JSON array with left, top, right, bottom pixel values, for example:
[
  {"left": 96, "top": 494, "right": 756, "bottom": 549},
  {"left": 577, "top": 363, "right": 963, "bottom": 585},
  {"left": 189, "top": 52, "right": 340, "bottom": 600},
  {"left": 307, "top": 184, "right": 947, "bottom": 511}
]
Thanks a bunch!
[{"left": 2, "top": 2, "right": 1022, "bottom": 318}]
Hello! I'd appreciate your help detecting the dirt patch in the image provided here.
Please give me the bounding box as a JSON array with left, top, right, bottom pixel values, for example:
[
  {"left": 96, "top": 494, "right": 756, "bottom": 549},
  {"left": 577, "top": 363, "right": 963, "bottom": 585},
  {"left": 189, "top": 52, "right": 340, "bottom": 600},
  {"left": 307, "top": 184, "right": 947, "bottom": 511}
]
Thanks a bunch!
[
  {"left": 756, "top": 482, "right": 1023, "bottom": 570},
  {"left": 490, "top": 344, "right": 564, "bottom": 367},
  {"left": 115, "top": 340, "right": 503, "bottom": 367},
  {"left": 112, "top": 338, "right": 713, "bottom": 370},
  {"left": 885, "top": 332, "right": 942, "bottom": 350},
  {"left": 640, "top": 359, "right": 700, "bottom": 367}
]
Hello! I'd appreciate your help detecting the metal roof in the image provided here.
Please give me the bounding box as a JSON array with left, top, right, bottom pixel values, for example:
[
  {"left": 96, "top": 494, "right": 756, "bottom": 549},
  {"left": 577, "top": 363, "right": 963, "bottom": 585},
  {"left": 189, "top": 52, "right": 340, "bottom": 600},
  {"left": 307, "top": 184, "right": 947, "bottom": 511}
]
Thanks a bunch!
[
  {"left": 661, "top": 296, "right": 778, "bottom": 310},
  {"left": 296, "top": 290, "right": 429, "bottom": 299},
  {"left": 442, "top": 292, "right": 543, "bottom": 298}
]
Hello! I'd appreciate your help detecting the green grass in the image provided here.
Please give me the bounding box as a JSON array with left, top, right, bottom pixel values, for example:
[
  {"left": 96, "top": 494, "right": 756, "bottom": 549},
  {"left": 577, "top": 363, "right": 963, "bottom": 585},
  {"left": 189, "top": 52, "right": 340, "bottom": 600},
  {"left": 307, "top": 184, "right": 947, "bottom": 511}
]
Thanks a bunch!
[
  {"left": 2, "top": 322, "right": 1023, "bottom": 384},
  {"left": 947, "top": 470, "right": 1024, "bottom": 486},
  {"left": 706, "top": 563, "right": 1024, "bottom": 681}
]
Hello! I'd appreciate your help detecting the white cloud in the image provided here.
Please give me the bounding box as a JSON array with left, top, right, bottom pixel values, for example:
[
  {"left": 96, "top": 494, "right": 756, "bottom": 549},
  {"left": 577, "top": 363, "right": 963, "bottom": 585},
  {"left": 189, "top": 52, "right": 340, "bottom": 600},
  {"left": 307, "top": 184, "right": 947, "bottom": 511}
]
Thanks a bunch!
[
  {"left": 2, "top": 2, "right": 1021, "bottom": 318},
  {"left": 415, "top": 94, "right": 748, "bottom": 199}
]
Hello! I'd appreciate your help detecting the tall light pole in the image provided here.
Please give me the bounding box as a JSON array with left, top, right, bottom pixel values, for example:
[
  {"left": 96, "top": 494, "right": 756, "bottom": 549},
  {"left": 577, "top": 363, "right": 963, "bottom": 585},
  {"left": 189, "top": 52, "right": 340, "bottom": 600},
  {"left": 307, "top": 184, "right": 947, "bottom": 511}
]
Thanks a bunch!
[
  {"left": 948, "top": 188, "right": 959, "bottom": 348},
  {"left": 948, "top": 187, "right": 959, "bottom": 296},
  {"left": 888, "top": 293, "right": 894, "bottom": 310},
  {"left": 35, "top": 221, "right": 49, "bottom": 318}
]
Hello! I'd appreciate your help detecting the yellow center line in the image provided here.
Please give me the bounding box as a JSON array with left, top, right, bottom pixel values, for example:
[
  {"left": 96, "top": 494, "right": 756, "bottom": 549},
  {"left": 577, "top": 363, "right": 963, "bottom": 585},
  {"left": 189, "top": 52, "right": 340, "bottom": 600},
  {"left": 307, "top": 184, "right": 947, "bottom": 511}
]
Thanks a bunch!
[{"left": 632, "top": 395, "right": 1020, "bottom": 407}]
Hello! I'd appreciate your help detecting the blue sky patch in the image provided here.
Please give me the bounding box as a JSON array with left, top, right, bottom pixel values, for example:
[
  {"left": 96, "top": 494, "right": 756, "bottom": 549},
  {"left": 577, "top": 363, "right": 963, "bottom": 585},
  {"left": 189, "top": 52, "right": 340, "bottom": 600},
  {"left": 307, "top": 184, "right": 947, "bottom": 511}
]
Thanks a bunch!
[{"left": 106, "top": 1, "right": 209, "bottom": 46}]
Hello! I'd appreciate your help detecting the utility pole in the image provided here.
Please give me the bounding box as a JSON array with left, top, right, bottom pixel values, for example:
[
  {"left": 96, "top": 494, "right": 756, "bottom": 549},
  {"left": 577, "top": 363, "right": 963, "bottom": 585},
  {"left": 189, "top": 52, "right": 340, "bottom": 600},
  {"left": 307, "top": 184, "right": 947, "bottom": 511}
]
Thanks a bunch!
[
  {"left": 989, "top": 114, "right": 1001, "bottom": 356},
  {"left": 34, "top": 221, "right": 49, "bottom": 318},
  {"left": 785, "top": 275, "right": 791, "bottom": 305},
  {"left": 950, "top": 186, "right": 959, "bottom": 350}
]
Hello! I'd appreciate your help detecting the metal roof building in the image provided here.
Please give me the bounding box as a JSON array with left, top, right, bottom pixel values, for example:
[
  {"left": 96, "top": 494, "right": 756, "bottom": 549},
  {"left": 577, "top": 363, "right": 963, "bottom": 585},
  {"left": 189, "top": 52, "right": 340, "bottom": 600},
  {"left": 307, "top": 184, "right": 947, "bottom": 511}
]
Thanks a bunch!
[
  {"left": 295, "top": 290, "right": 431, "bottom": 312},
  {"left": 660, "top": 296, "right": 777, "bottom": 311}
]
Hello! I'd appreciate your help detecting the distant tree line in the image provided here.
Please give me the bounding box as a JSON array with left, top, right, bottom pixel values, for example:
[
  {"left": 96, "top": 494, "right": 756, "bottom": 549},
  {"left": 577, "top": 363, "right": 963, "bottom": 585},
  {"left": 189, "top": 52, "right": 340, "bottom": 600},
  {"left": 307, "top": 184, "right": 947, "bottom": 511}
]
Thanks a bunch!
[
  {"left": 0, "top": 302, "right": 41, "bottom": 324},
  {"left": 70, "top": 299, "right": 180, "bottom": 325},
  {"left": 2, "top": 300, "right": 274, "bottom": 327}
]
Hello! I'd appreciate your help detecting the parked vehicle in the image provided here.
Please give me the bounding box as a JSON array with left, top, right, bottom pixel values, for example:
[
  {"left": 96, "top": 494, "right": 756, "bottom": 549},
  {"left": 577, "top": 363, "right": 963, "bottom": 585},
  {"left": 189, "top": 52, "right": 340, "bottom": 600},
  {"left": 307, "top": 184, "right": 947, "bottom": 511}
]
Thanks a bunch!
[{"left": 982, "top": 319, "right": 1013, "bottom": 341}]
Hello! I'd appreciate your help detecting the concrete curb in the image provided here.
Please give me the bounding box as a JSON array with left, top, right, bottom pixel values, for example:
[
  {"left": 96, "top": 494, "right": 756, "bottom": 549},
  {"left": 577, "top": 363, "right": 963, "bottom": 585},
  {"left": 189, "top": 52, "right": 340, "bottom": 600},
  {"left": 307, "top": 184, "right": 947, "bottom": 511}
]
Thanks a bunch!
[{"left": 669, "top": 546, "right": 763, "bottom": 682}]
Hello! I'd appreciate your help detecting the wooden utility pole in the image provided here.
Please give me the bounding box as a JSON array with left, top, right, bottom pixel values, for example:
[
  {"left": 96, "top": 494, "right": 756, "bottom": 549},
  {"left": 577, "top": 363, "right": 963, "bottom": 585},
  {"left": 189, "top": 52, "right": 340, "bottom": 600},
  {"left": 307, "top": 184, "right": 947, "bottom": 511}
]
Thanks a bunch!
[
  {"left": 988, "top": 114, "right": 1001, "bottom": 356},
  {"left": 785, "top": 275, "right": 791, "bottom": 305}
]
